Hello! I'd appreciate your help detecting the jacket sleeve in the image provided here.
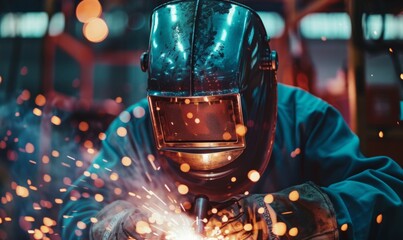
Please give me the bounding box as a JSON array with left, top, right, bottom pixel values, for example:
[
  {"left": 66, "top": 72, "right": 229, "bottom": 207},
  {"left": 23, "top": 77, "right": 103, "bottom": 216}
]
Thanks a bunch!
[
  {"left": 58, "top": 102, "right": 157, "bottom": 240},
  {"left": 300, "top": 98, "right": 403, "bottom": 239}
]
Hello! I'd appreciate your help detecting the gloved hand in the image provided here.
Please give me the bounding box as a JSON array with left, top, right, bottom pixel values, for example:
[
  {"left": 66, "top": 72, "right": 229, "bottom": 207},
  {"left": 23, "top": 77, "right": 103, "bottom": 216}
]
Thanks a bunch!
[
  {"left": 90, "top": 200, "right": 158, "bottom": 240},
  {"left": 204, "top": 194, "right": 277, "bottom": 240},
  {"left": 204, "top": 182, "right": 338, "bottom": 240},
  {"left": 90, "top": 200, "right": 197, "bottom": 240}
]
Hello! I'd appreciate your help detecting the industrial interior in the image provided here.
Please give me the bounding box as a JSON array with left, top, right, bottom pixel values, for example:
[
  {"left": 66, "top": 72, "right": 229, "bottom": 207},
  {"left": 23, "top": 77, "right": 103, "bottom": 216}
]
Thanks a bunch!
[{"left": 0, "top": 0, "right": 402, "bottom": 239}]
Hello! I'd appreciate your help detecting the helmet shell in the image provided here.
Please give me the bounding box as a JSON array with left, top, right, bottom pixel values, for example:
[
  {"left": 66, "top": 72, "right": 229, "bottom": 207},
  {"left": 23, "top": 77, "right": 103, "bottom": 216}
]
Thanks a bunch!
[{"left": 144, "top": 0, "right": 278, "bottom": 201}]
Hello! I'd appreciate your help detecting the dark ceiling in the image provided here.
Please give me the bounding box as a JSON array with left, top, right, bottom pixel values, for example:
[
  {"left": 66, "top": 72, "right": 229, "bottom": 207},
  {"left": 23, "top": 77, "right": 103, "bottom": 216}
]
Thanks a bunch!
[{"left": 0, "top": 0, "right": 401, "bottom": 14}]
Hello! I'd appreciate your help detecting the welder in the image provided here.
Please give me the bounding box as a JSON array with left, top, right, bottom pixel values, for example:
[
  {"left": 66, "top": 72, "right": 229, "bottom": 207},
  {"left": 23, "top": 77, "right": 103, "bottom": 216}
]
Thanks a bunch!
[{"left": 59, "top": 0, "right": 403, "bottom": 239}]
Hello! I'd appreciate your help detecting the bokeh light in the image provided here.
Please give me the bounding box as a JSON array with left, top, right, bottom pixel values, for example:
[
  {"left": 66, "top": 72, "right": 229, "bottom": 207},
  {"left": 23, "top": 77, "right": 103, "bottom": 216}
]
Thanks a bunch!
[
  {"left": 78, "top": 121, "right": 89, "bottom": 132},
  {"left": 76, "top": 0, "right": 102, "bottom": 23},
  {"left": 376, "top": 214, "right": 383, "bottom": 224},
  {"left": 289, "top": 227, "right": 298, "bottom": 236},
  {"left": 121, "top": 156, "right": 132, "bottom": 166},
  {"left": 272, "top": 222, "right": 287, "bottom": 236},
  {"left": 264, "top": 194, "right": 274, "bottom": 204},
  {"left": 180, "top": 163, "right": 190, "bottom": 172},
  {"left": 35, "top": 94, "right": 46, "bottom": 106},
  {"left": 341, "top": 223, "right": 348, "bottom": 231},
  {"left": 83, "top": 18, "right": 108, "bottom": 43},
  {"left": 177, "top": 184, "right": 189, "bottom": 195},
  {"left": 288, "top": 190, "right": 300, "bottom": 201},
  {"left": 248, "top": 170, "right": 260, "bottom": 182}
]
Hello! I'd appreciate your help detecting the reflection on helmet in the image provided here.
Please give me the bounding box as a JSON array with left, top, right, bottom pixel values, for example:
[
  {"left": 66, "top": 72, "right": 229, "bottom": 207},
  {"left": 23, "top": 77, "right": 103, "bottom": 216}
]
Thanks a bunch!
[{"left": 143, "top": 0, "right": 278, "bottom": 201}]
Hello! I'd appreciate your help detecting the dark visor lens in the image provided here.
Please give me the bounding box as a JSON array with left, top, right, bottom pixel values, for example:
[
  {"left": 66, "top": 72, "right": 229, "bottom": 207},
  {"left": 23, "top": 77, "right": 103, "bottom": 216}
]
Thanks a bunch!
[
  {"left": 156, "top": 98, "right": 237, "bottom": 142},
  {"left": 148, "top": 94, "right": 246, "bottom": 150}
]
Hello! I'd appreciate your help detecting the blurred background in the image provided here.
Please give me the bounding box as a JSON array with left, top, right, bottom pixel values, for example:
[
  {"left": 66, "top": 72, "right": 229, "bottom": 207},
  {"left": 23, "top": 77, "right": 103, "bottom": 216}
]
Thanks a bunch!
[{"left": 0, "top": 0, "right": 402, "bottom": 239}]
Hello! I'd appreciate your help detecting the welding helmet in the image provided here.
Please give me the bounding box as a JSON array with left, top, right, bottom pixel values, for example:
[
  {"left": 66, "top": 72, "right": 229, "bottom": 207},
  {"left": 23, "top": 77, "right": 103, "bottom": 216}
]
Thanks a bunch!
[{"left": 141, "top": 0, "right": 278, "bottom": 201}]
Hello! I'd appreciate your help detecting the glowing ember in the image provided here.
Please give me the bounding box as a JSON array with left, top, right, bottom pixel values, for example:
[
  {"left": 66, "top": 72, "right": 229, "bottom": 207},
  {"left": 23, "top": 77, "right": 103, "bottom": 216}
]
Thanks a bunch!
[
  {"left": 24, "top": 216, "right": 35, "bottom": 222},
  {"left": 20, "top": 89, "right": 30, "bottom": 101},
  {"left": 222, "top": 132, "right": 232, "bottom": 141},
  {"left": 258, "top": 207, "right": 265, "bottom": 214},
  {"left": 247, "top": 170, "right": 260, "bottom": 182},
  {"left": 230, "top": 177, "right": 236, "bottom": 182},
  {"left": 43, "top": 174, "right": 51, "bottom": 183},
  {"left": 43, "top": 217, "right": 56, "bottom": 227},
  {"left": 378, "top": 131, "right": 384, "bottom": 138},
  {"left": 115, "top": 97, "right": 123, "bottom": 103},
  {"left": 133, "top": 106, "right": 146, "bottom": 118},
  {"left": 33, "top": 229, "right": 44, "bottom": 239},
  {"left": 119, "top": 111, "right": 131, "bottom": 123},
  {"left": 264, "top": 194, "right": 274, "bottom": 204},
  {"left": 341, "top": 223, "right": 348, "bottom": 231},
  {"left": 290, "top": 148, "right": 301, "bottom": 158},
  {"left": 35, "top": 94, "right": 46, "bottom": 106},
  {"left": 121, "top": 156, "right": 132, "bottom": 166},
  {"left": 51, "top": 150, "right": 59, "bottom": 157},
  {"left": 98, "top": 132, "right": 106, "bottom": 140},
  {"left": 51, "top": 116, "right": 61, "bottom": 125},
  {"left": 90, "top": 217, "right": 98, "bottom": 223},
  {"left": 136, "top": 220, "right": 152, "bottom": 234},
  {"left": 110, "top": 172, "right": 119, "bottom": 181},
  {"left": 235, "top": 124, "right": 247, "bottom": 136},
  {"left": 76, "top": 160, "right": 83, "bottom": 167},
  {"left": 42, "top": 155, "right": 50, "bottom": 164},
  {"left": 180, "top": 163, "right": 190, "bottom": 172},
  {"left": 289, "top": 227, "right": 298, "bottom": 236},
  {"left": 16, "top": 185, "right": 29, "bottom": 197},
  {"left": 77, "top": 221, "right": 87, "bottom": 230},
  {"left": 116, "top": 127, "right": 127, "bottom": 137},
  {"left": 272, "top": 222, "right": 287, "bottom": 236},
  {"left": 25, "top": 142, "right": 35, "bottom": 153},
  {"left": 78, "top": 121, "right": 89, "bottom": 131},
  {"left": 186, "top": 112, "right": 194, "bottom": 119},
  {"left": 376, "top": 214, "right": 383, "bottom": 224},
  {"left": 177, "top": 184, "right": 189, "bottom": 195},
  {"left": 244, "top": 223, "right": 253, "bottom": 231},
  {"left": 288, "top": 190, "right": 299, "bottom": 201},
  {"left": 32, "top": 108, "right": 42, "bottom": 116}
]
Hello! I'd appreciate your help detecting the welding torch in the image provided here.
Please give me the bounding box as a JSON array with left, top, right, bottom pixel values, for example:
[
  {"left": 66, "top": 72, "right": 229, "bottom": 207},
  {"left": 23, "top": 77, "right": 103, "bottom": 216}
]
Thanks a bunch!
[{"left": 193, "top": 194, "right": 210, "bottom": 235}]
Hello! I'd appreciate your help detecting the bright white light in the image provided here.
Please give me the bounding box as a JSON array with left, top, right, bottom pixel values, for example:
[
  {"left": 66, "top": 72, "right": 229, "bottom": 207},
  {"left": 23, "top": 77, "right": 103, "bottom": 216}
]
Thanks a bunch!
[
  {"left": 213, "top": 42, "right": 222, "bottom": 52},
  {"left": 0, "top": 13, "right": 17, "bottom": 37},
  {"left": 227, "top": 6, "right": 235, "bottom": 25},
  {"left": 257, "top": 11, "right": 285, "bottom": 38},
  {"left": 300, "top": 13, "right": 351, "bottom": 39},
  {"left": 220, "top": 29, "right": 227, "bottom": 41},
  {"left": 153, "top": 12, "right": 159, "bottom": 33},
  {"left": 48, "top": 13, "right": 65, "bottom": 36},
  {"left": 20, "top": 12, "right": 48, "bottom": 37},
  {"left": 177, "top": 42, "right": 184, "bottom": 52},
  {"left": 167, "top": 5, "right": 177, "bottom": 22},
  {"left": 0, "top": 12, "right": 67, "bottom": 38},
  {"left": 365, "top": 14, "right": 403, "bottom": 40}
]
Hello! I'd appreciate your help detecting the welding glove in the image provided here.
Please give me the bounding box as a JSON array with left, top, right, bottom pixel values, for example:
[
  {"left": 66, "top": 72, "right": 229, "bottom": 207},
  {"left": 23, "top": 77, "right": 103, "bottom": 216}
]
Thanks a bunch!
[
  {"left": 90, "top": 200, "right": 161, "bottom": 240},
  {"left": 205, "top": 182, "right": 338, "bottom": 240}
]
